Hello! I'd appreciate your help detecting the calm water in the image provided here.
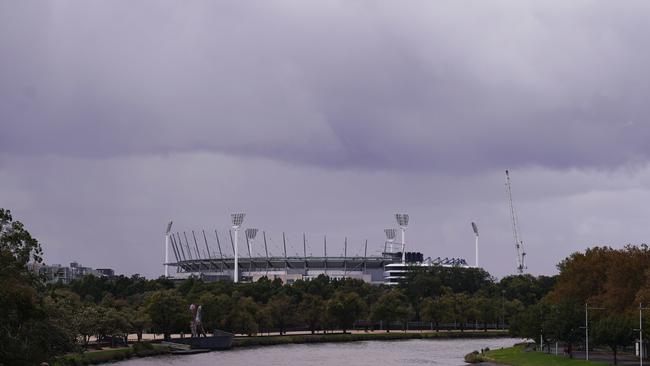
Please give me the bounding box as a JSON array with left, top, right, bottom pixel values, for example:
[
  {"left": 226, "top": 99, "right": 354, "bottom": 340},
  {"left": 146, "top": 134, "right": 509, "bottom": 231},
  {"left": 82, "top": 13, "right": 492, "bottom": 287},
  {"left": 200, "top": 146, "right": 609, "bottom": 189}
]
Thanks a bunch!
[{"left": 114, "top": 337, "right": 521, "bottom": 366}]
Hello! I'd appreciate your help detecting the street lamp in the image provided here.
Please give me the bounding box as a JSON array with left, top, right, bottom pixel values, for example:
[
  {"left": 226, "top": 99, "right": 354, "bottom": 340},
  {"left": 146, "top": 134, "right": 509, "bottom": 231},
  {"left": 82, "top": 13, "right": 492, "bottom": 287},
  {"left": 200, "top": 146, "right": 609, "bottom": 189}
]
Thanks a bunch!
[
  {"left": 395, "top": 214, "right": 409, "bottom": 264},
  {"left": 471, "top": 222, "right": 479, "bottom": 268},
  {"left": 639, "top": 303, "right": 650, "bottom": 366},
  {"left": 231, "top": 213, "right": 245, "bottom": 283},
  {"left": 584, "top": 303, "right": 605, "bottom": 361},
  {"left": 164, "top": 221, "right": 173, "bottom": 278}
]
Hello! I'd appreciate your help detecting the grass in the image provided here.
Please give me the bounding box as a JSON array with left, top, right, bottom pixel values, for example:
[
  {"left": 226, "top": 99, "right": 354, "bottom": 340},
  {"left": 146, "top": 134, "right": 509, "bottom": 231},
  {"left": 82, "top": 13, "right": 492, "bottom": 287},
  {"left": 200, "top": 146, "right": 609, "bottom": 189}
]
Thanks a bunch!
[
  {"left": 483, "top": 345, "right": 608, "bottom": 366},
  {"left": 52, "top": 343, "right": 170, "bottom": 366},
  {"left": 233, "top": 330, "right": 509, "bottom": 348}
]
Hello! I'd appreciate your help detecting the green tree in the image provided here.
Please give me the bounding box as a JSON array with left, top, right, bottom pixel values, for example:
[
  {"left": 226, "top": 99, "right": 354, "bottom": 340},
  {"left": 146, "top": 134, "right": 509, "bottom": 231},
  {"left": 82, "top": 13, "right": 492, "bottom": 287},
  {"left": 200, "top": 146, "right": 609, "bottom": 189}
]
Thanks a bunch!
[
  {"left": 0, "top": 208, "right": 75, "bottom": 365},
  {"left": 123, "top": 306, "right": 151, "bottom": 342},
  {"left": 298, "top": 294, "right": 325, "bottom": 334},
  {"left": 509, "top": 302, "right": 550, "bottom": 347},
  {"left": 421, "top": 296, "right": 452, "bottom": 332},
  {"left": 146, "top": 290, "right": 189, "bottom": 340},
  {"left": 370, "top": 289, "right": 412, "bottom": 332},
  {"left": 199, "top": 292, "right": 232, "bottom": 331},
  {"left": 75, "top": 305, "right": 101, "bottom": 346},
  {"left": 266, "top": 293, "right": 295, "bottom": 335},
  {"left": 474, "top": 296, "right": 499, "bottom": 331},
  {"left": 444, "top": 293, "right": 477, "bottom": 332},
  {"left": 543, "top": 300, "right": 583, "bottom": 358},
  {"left": 592, "top": 315, "right": 635, "bottom": 365},
  {"left": 326, "top": 291, "right": 366, "bottom": 333},
  {"left": 96, "top": 307, "right": 131, "bottom": 347},
  {"left": 229, "top": 295, "right": 259, "bottom": 336}
]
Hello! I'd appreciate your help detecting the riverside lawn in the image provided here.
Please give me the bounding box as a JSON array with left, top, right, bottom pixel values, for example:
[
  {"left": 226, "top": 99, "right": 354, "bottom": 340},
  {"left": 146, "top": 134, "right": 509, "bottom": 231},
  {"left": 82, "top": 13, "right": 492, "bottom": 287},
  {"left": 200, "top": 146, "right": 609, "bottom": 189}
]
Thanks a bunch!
[{"left": 483, "top": 345, "right": 607, "bottom": 366}]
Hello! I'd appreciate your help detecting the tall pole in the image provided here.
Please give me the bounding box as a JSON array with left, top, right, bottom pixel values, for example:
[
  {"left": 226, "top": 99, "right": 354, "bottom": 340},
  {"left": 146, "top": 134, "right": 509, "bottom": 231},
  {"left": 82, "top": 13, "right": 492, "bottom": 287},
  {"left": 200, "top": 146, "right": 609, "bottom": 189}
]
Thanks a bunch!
[
  {"left": 234, "top": 228, "right": 239, "bottom": 283},
  {"left": 165, "top": 221, "right": 173, "bottom": 277},
  {"left": 401, "top": 227, "right": 406, "bottom": 264},
  {"left": 640, "top": 303, "right": 649, "bottom": 366},
  {"left": 165, "top": 232, "right": 169, "bottom": 277},
  {"left": 475, "top": 235, "right": 479, "bottom": 268},
  {"left": 585, "top": 303, "right": 589, "bottom": 361}
]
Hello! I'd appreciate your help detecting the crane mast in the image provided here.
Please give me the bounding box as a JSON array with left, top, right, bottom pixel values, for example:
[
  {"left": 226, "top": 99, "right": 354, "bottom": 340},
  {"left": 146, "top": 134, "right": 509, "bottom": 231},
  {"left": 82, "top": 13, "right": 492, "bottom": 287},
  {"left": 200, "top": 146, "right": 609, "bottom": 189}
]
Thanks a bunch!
[{"left": 505, "top": 170, "right": 526, "bottom": 274}]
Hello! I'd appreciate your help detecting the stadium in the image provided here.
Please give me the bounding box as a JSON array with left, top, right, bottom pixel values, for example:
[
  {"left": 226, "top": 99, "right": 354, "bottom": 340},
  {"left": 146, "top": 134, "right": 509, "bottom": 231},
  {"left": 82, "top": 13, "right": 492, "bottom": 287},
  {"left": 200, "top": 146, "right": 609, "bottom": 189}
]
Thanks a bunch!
[{"left": 165, "top": 214, "right": 472, "bottom": 285}]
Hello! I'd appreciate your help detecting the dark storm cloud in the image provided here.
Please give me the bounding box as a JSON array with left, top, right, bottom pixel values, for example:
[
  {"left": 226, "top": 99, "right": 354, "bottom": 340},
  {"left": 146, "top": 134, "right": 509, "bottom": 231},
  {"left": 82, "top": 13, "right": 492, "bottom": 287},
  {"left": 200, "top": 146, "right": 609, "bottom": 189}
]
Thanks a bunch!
[{"left": 2, "top": 1, "right": 650, "bottom": 172}]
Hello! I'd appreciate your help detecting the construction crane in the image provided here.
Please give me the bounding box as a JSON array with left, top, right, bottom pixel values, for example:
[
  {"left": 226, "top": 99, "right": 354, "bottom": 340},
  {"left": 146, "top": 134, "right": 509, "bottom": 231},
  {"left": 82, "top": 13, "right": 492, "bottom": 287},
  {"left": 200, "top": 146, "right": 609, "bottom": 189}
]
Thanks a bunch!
[{"left": 505, "top": 170, "right": 526, "bottom": 274}]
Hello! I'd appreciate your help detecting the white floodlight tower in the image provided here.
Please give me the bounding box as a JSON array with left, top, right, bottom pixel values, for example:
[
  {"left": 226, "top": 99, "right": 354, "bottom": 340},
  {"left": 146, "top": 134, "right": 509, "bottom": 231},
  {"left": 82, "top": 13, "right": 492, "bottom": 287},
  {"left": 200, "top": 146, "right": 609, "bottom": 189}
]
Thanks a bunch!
[
  {"left": 245, "top": 228, "right": 258, "bottom": 257},
  {"left": 164, "top": 221, "right": 173, "bottom": 278},
  {"left": 231, "top": 213, "right": 246, "bottom": 283},
  {"left": 471, "top": 222, "right": 479, "bottom": 268},
  {"left": 395, "top": 214, "right": 409, "bottom": 264},
  {"left": 384, "top": 228, "right": 396, "bottom": 252}
]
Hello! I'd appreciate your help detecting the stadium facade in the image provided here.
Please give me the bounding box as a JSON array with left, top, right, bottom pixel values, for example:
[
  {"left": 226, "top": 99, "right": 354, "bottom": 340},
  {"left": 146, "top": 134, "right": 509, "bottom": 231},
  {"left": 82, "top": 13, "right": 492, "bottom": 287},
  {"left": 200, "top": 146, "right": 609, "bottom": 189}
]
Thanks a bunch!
[{"left": 165, "top": 214, "right": 470, "bottom": 285}]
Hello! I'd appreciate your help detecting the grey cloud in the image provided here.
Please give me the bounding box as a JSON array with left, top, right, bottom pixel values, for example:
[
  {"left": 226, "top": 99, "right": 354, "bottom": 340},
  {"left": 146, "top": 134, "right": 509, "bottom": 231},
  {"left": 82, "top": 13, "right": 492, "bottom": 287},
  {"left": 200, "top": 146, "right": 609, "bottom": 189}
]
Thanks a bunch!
[{"left": 2, "top": 1, "right": 650, "bottom": 173}]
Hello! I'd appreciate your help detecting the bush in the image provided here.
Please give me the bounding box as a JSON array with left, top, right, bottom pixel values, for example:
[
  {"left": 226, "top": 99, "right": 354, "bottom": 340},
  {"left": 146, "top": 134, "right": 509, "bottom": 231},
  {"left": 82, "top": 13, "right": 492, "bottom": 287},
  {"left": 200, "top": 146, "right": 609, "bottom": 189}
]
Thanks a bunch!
[
  {"left": 464, "top": 351, "right": 485, "bottom": 363},
  {"left": 132, "top": 342, "right": 154, "bottom": 354}
]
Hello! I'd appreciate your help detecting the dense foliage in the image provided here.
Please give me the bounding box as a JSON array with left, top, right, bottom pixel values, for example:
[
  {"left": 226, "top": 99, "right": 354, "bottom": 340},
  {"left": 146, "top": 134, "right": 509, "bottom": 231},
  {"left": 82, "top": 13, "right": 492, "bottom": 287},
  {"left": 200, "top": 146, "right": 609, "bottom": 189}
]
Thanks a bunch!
[{"left": 509, "top": 245, "right": 650, "bottom": 359}]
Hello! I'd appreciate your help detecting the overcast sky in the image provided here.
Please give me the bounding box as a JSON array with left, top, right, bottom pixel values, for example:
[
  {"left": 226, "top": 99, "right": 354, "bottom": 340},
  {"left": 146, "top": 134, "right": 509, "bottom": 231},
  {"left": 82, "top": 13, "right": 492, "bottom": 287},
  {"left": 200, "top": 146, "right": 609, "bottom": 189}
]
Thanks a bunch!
[{"left": 2, "top": 1, "right": 650, "bottom": 279}]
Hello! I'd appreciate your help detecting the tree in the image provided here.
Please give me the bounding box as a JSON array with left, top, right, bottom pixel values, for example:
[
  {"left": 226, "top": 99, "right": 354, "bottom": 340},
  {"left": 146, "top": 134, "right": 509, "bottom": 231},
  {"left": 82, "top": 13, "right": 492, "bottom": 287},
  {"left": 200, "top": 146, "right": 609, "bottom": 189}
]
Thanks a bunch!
[
  {"left": 229, "top": 296, "right": 259, "bottom": 336},
  {"left": 421, "top": 296, "right": 452, "bottom": 332},
  {"left": 298, "top": 294, "right": 325, "bottom": 334},
  {"left": 75, "top": 305, "right": 101, "bottom": 346},
  {"left": 543, "top": 300, "right": 583, "bottom": 358},
  {"left": 509, "top": 302, "right": 550, "bottom": 347},
  {"left": 444, "top": 293, "right": 477, "bottom": 332},
  {"left": 592, "top": 315, "right": 635, "bottom": 365},
  {"left": 370, "top": 289, "right": 412, "bottom": 332},
  {"left": 96, "top": 307, "right": 131, "bottom": 347},
  {"left": 0, "top": 208, "right": 75, "bottom": 365},
  {"left": 199, "top": 292, "right": 232, "bottom": 332},
  {"left": 474, "top": 296, "right": 499, "bottom": 331},
  {"left": 326, "top": 291, "right": 366, "bottom": 333},
  {"left": 146, "top": 290, "right": 189, "bottom": 340},
  {"left": 124, "top": 306, "right": 151, "bottom": 342},
  {"left": 266, "top": 293, "right": 295, "bottom": 335}
]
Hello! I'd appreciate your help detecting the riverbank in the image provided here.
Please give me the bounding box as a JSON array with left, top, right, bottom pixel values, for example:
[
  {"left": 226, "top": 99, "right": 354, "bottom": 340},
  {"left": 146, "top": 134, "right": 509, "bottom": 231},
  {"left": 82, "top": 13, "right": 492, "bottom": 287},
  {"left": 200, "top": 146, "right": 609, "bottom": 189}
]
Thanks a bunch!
[
  {"left": 53, "top": 330, "right": 508, "bottom": 365},
  {"left": 480, "top": 345, "right": 607, "bottom": 365},
  {"left": 232, "top": 330, "right": 509, "bottom": 348},
  {"left": 53, "top": 343, "right": 171, "bottom": 366}
]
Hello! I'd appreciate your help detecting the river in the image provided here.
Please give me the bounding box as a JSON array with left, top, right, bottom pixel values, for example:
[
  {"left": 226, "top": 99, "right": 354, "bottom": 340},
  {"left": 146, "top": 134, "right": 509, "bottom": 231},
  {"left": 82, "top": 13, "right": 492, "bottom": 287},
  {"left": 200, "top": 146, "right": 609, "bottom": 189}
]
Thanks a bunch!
[{"left": 114, "top": 337, "right": 521, "bottom": 366}]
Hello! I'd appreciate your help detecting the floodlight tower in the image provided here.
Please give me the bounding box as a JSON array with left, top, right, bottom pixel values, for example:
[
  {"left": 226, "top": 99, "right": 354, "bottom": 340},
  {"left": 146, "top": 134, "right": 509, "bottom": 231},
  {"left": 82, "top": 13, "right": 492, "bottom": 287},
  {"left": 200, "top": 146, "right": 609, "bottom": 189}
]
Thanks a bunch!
[
  {"left": 164, "top": 221, "right": 173, "bottom": 278},
  {"left": 471, "top": 222, "right": 479, "bottom": 268},
  {"left": 395, "top": 213, "right": 409, "bottom": 264},
  {"left": 384, "top": 228, "right": 396, "bottom": 253},
  {"left": 245, "top": 228, "right": 258, "bottom": 257},
  {"left": 231, "top": 213, "right": 245, "bottom": 283}
]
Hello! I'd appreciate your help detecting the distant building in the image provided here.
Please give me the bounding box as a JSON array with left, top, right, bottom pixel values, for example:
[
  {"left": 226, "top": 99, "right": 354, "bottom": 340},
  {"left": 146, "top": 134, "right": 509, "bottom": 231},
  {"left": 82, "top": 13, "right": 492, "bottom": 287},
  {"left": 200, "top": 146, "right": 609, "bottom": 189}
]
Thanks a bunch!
[
  {"left": 96, "top": 268, "right": 115, "bottom": 278},
  {"left": 38, "top": 261, "right": 116, "bottom": 284}
]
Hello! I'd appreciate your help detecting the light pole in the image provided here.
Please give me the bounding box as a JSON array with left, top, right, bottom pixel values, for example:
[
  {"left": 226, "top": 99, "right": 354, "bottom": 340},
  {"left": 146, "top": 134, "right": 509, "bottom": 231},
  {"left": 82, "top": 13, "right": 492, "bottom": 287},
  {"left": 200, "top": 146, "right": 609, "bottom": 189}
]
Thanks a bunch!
[
  {"left": 231, "top": 213, "right": 245, "bottom": 283},
  {"left": 471, "top": 222, "right": 479, "bottom": 268},
  {"left": 395, "top": 214, "right": 409, "bottom": 264},
  {"left": 639, "top": 303, "right": 650, "bottom": 366},
  {"left": 245, "top": 228, "right": 258, "bottom": 257},
  {"left": 164, "top": 221, "right": 173, "bottom": 278},
  {"left": 501, "top": 290, "right": 505, "bottom": 329},
  {"left": 585, "top": 303, "right": 605, "bottom": 361},
  {"left": 384, "top": 228, "right": 396, "bottom": 253}
]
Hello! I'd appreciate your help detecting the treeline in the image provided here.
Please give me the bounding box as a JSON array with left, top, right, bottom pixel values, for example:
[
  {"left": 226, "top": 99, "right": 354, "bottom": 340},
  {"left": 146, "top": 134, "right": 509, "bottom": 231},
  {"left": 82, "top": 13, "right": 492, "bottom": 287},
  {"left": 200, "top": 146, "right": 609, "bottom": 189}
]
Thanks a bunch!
[
  {"left": 44, "top": 270, "right": 551, "bottom": 342},
  {"left": 1, "top": 208, "right": 556, "bottom": 365},
  {"left": 510, "top": 245, "right": 650, "bottom": 363}
]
